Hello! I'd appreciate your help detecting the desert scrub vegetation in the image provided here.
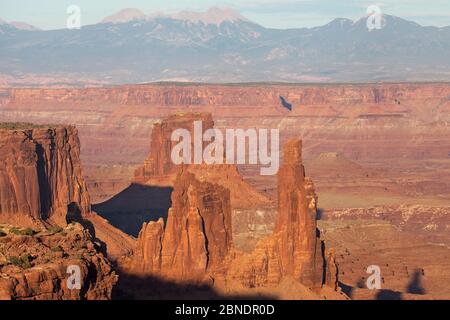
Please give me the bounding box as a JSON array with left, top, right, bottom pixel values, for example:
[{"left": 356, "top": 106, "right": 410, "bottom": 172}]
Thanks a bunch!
[
  {"left": 0, "top": 122, "right": 58, "bottom": 130},
  {"left": 75, "top": 254, "right": 84, "bottom": 261},
  {"left": 51, "top": 245, "right": 63, "bottom": 252},
  {"left": 47, "top": 225, "right": 63, "bottom": 234},
  {"left": 42, "top": 252, "right": 54, "bottom": 264},
  {"left": 10, "top": 227, "right": 36, "bottom": 236},
  {"left": 9, "top": 254, "right": 32, "bottom": 269}
]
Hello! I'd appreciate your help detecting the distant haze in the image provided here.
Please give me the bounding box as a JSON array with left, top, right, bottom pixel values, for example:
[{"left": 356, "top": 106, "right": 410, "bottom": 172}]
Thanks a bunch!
[{"left": 0, "top": 7, "right": 450, "bottom": 86}]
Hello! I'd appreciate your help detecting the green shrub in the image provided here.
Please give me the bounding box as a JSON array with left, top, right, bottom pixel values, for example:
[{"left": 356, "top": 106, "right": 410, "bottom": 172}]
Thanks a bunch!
[
  {"left": 75, "top": 254, "right": 84, "bottom": 261},
  {"left": 9, "top": 256, "right": 21, "bottom": 266},
  {"left": 9, "top": 254, "right": 32, "bottom": 269},
  {"left": 10, "top": 227, "right": 36, "bottom": 236},
  {"left": 9, "top": 227, "right": 20, "bottom": 235},
  {"left": 42, "top": 252, "right": 53, "bottom": 264},
  {"left": 51, "top": 245, "right": 63, "bottom": 252},
  {"left": 47, "top": 226, "right": 63, "bottom": 234}
]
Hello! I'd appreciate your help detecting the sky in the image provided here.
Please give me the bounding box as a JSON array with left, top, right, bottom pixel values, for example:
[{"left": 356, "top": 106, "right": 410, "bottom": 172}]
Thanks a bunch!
[{"left": 1, "top": 0, "right": 450, "bottom": 30}]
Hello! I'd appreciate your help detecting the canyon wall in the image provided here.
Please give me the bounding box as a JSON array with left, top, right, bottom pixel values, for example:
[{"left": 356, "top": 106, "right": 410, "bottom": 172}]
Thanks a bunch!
[
  {"left": 3, "top": 83, "right": 450, "bottom": 107},
  {"left": 0, "top": 125, "right": 90, "bottom": 226},
  {"left": 2, "top": 83, "right": 449, "bottom": 172},
  {"left": 0, "top": 125, "right": 121, "bottom": 300}
]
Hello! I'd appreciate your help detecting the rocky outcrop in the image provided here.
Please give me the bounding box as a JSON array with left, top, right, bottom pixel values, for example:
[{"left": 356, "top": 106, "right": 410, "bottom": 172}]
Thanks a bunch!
[
  {"left": 130, "top": 168, "right": 233, "bottom": 283},
  {"left": 274, "top": 140, "right": 324, "bottom": 288},
  {"left": 0, "top": 124, "right": 90, "bottom": 227},
  {"left": 0, "top": 223, "right": 117, "bottom": 300},
  {"left": 226, "top": 139, "right": 336, "bottom": 290},
  {"left": 0, "top": 124, "right": 121, "bottom": 300},
  {"left": 129, "top": 138, "right": 337, "bottom": 294},
  {"left": 134, "top": 113, "right": 270, "bottom": 208},
  {"left": 134, "top": 113, "right": 214, "bottom": 181},
  {"left": 130, "top": 218, "right": 164, "bottom": 274}
]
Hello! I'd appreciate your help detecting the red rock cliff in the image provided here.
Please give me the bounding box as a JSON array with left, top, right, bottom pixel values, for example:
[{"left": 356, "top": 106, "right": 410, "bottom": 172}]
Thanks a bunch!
[
  {"left": 130, "top": 168, "right": 233, "bottom": 284},
  {"left": 0, "top": 125, "right": 90, "bottom": 226},
  {"left": 134, "top": 113, "right": 214, "bottom": 181},
  {"left": 129, "top": 138, "right": 337, "bottom": 293},
  {"left": 275, "top": 140, "right": 325, "bottom": 288},
  {"left": 227, "top": 139, "right": 336, "bottom": 290},
  {"left": 7, "top": 83, "right": 450, "bottom": 106},
  {"left": 0, "top": 124, "right": 123, "bottom": 300},
  {"left": 134, "top": 112, "right": 270, "bottom": 208}
]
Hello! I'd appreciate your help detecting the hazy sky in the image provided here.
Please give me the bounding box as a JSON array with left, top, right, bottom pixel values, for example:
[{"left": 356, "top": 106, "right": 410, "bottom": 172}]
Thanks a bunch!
[{"left": 1, "top": 0, "right": 450, "bottom": 30}]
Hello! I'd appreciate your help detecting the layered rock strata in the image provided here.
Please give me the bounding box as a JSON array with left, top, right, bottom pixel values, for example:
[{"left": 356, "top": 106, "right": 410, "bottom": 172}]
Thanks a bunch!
[
  {"left": 130, "top": 168, "right": 232, "bottom": 283},
  {"left": 0, "top": 124, "right": 90, "bottom": 226},
  {"left": 226, "top": 140, "right": 336, "bottom": 290},
  {"left": 0, "top": 124, "right": 120, "bottom": 300},
  {"left": 130, "top": 139, "right": 337, "bottom": 292},
  {"left": 134, "top": 113, "right": 270, "bottom": 208},
  {"left": 134, "top": 113, "right": 214, "bottom": 181},
  {"left": 6, "top": 83, "right": 450, "bottom": 107}
]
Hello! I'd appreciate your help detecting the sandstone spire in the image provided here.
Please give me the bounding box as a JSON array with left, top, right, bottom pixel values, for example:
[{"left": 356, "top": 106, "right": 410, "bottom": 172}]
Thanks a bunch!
[
  {"left": 276, "top": 139, "right": 324, "bottom": 288},
  {"left": 131, "top": 218, "right": 165, "bottom": 274},
  {"left": 130, "top": 168, "right": 233, "bottom": 283},
  {"left": 227, "top": 139, "right": 335, "bottom": 290},
  {"left": 128, "top": 119, "right": 337, "bottom": 293}
]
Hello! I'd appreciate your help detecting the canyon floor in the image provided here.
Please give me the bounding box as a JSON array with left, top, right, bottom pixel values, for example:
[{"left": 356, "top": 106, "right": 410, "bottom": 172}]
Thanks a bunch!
[{"left": 1, "top": 83, "right": 450, "bottom": 299}]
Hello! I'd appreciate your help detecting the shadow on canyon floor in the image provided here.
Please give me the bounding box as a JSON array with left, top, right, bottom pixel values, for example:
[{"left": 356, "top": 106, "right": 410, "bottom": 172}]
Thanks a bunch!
[
  {"left": 93, "top": 183, "right": 173, "bottom": 237},
  {"left": 407, "top": 269, "right": 426, "bottom": 295},
  {"left": 338, "top": 282, "right": 354, "bottom": 298},
  {"left": 316, "top": 208, "right": 324, "bottom": 220},
  {"left": 67, "top": 202, "right": 108, "bottom": 255},
  {"left": 376, "top": 289, "right": 403, "bottom": 300},
  {"left": 338, "top": 268, "right": 426, "bottom": 300},
  {"left": 113, "top": 271, "right": 276, "bottom": 300}
]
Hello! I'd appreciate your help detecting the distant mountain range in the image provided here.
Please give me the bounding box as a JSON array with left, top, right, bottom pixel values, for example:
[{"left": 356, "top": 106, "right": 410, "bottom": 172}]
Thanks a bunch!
[
  {"left": 1, "top": 7, "right": 450, "bottom": 86},
  {"left": 0, "top": 18, "right": 39, "bottom": 31}
]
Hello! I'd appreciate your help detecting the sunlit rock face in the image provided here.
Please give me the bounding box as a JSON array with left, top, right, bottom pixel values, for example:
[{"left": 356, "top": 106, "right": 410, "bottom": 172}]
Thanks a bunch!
[
  {"left": 130, "top": 168, "right": 232, "bottom": 284},
  {"left": 0, "top": 125, "right": 90, "bottom": 227}
]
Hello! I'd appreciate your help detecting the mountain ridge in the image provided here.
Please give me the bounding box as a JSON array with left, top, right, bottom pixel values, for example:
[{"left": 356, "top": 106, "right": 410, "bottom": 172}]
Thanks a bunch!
[
  {"left": 0, "top": 17, "right": 39, "bottom": 31},
  {"left": 1, "top": 9, "right": 449, "bottom": 86},
  {"left": 101, "top": 7, "right": 249, "bottom": 26}
]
